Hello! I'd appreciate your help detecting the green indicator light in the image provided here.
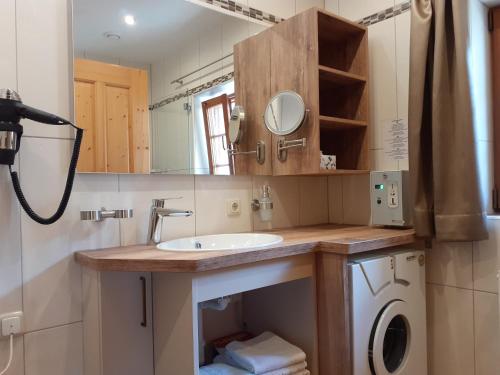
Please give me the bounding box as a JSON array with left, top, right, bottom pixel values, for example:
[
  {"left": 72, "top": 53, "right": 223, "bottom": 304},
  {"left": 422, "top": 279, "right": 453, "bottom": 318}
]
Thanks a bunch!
[{"left": 375, "top": 184, "right": 384, "bottom": 190}]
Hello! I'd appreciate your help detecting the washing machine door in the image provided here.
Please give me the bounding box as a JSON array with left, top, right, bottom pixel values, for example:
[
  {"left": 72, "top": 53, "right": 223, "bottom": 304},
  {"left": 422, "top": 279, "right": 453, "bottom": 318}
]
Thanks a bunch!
[{"left": 369, "top": 300, "right": 411, "bottom": 375}]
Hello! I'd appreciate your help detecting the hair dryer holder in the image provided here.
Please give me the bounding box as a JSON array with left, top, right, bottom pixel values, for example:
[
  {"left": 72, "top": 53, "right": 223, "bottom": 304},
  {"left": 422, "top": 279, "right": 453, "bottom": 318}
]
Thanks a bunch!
[{"left": 0, "top": 89, "right": 84, "bottom": 225}]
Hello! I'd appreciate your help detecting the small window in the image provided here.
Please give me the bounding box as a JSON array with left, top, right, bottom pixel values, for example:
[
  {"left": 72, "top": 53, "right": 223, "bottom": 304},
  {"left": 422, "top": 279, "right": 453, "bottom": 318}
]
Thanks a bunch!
[{"left": 201, "top": 94, "right": 234, "bottom": 175}]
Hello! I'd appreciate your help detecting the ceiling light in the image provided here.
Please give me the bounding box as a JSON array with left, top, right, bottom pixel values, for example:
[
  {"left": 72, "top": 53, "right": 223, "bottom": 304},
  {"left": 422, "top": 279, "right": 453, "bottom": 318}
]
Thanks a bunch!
[{"left": 124, "top": 15, "right": 136, "bottom": 26}]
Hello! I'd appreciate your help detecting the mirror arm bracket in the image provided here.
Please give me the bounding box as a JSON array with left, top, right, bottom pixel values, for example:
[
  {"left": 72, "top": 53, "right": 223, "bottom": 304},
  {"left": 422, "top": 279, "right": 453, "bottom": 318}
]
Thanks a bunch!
[
  {"left": 228, "top": 141, "right": 265, "bottom": 165},
  {"left": 277, "top": 138, "right": 307, "bottom": 162}
]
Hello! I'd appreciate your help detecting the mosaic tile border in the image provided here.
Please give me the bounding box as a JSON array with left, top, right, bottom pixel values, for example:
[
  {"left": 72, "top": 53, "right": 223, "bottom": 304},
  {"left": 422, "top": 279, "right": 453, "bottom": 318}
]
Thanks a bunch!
[
  {"left": 150, "top": 1, "right": 412, "bottom": 110},
  {"left": 202, "top": 0, "right": 285, "bottom": 25},
  {"left": 149, "top": 71, "right": 235, "bottom": 110},
  {"left": 358, "top": 1, "right": 411, "bottom": 26}
]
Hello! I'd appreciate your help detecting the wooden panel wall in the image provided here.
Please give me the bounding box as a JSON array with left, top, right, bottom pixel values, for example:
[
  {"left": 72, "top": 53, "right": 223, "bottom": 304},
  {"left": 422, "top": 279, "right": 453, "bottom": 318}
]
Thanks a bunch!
[
  {"left": 74, "top": 80, "right": 97, "bottom": 172},
  {"left": 105, "top": 86, "right": 130, "bottom": 173},
  {"left": 74, "top": 58, "right": 150, "bottom": 173},
  {"left": 316, "top": 252, "right": 352, "bottom": 375},
  {"left": 270, "top": 8, "right": 320, "bottom": 175},
  {"left": 234, "top": 32, "right": 273, "bottom": 175}
]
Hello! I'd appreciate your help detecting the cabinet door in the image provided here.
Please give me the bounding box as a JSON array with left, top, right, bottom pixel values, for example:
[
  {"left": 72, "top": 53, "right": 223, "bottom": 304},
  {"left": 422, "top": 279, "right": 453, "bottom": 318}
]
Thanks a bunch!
[
  {"left": 100, "top": 272, "right": 154, "bottom": 375},
  {"left": 270, "top": 9, "right": 320, "bottom": 175},
  {"left": 74, "top": 58, "right": 150, "bottom": 173}
]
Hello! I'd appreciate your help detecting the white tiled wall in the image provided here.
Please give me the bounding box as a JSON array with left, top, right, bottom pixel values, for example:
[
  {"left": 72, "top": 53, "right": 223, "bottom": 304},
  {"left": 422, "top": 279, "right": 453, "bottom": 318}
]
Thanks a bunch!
[
  {"left": 150, "top": 16, "right": 262, "bottom": 103},
  {"left": 24, "top": 323, "right": 83, "bottom": 375},
  {"left": 425, "top": 218, "right": 500, "bottom": 375},
  {"left": 427, "top": 284, "right": 476, "bottom": 375},
  {"left": 16, "top": 0, "right": 73, "bottom": 139},
  {"left": 338, "top": 0, "right": 394, "bottom": 21},
  {"left": 150, "top": 0, "right": 327, "bottom": 104}
]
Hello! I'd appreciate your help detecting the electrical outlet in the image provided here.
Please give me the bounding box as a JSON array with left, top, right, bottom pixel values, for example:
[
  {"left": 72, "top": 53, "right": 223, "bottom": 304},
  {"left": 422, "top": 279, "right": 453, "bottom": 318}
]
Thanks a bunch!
[
  {"left": 387, "top": 182, "right": 399, "bottom": 208},
  {"left": 226, "top": 199, "right": 241, "bottom": 216},
  {"left": 1, "top": 311, "right": 23, "bottom": 336}
]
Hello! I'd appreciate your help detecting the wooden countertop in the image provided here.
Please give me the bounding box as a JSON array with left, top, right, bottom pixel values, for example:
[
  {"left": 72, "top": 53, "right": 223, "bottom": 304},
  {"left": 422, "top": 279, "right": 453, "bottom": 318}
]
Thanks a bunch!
[{"left": 75, "top": 225, "right": 416, "bottom": 273}]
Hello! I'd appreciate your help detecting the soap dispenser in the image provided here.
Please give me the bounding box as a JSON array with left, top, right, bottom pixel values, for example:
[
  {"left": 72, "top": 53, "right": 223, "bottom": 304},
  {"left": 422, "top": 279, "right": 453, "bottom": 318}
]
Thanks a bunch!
[{"left": 252, "top": 185, "right": 273, "bottom": 222}]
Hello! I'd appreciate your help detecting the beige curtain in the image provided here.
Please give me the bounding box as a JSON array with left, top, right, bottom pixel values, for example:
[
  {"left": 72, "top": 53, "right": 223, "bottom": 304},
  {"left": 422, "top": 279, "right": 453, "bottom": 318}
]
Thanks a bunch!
[{"left": 409, "top": 0, "right": 488, "bottom": 241}]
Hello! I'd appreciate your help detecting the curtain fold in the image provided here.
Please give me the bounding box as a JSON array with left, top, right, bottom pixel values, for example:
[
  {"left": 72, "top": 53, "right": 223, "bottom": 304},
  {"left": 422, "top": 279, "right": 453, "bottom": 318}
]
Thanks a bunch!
[{"left": 409, "top": 0, "right": 488, "bottom": 241}]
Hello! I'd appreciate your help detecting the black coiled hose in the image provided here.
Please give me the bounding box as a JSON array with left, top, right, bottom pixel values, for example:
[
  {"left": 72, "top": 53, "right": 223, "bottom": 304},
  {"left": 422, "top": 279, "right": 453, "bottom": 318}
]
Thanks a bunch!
[{"left": 9, "top": 127, "right": 84, "bottom": 225}]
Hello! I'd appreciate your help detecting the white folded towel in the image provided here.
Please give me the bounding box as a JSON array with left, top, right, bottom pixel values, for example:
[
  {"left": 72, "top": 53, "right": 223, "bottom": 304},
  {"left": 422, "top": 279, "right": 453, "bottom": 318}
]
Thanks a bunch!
[
  {"left": 214, "top": 354, "right": 242, "bottom": 369},
  {"left": 214, "top": 355, "right": 307, "bottom": 375},
  {"left": 199, "top": 363, "right": 252, "bottom": 375},
  {"left": 225, "top": 332, "right": 307, "bottom": 374}
]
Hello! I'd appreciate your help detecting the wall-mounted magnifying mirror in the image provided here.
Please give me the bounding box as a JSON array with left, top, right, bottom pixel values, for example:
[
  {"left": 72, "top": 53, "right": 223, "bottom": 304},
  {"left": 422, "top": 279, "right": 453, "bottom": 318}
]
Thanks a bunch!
[
  {"left": 264, "top": 91, "right": 307, "bottom": 136},
  {"left": 229, "top": 105, "right": 245, "bottom": 145}
]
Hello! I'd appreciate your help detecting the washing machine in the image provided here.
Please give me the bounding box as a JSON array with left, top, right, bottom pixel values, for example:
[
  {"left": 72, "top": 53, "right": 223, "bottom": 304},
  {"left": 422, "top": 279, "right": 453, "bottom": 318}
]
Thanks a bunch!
[{"left": 349, "top": 250, "right": 427, "bottom": 375}]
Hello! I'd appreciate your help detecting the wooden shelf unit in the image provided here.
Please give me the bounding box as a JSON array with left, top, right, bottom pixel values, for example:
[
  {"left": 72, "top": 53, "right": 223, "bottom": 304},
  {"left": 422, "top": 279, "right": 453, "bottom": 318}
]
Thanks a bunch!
[
  {"left": 234, "top": 7, "right": 370, "bottom": 175},
  {"left": 317, "top": 11, "right": 369, "bottom": 173}
]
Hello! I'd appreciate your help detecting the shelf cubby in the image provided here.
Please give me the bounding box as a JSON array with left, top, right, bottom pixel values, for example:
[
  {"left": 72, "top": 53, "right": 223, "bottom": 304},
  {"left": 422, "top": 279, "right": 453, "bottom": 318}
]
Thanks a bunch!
[
  {"left": 317, "top": 11, "right": 367, "bottom": 76},
  {"left": 320, "top": 126, "right": 369, "bottom": 171},
  {"left": 318, "top": 75, "right": 367, "bottom": 121}
]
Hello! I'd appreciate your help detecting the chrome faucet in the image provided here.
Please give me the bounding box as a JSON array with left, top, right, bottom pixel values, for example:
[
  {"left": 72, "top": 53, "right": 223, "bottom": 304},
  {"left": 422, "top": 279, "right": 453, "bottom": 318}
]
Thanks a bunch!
[{"left": 147, "top": 198, "right": 193, "bottom": 245}]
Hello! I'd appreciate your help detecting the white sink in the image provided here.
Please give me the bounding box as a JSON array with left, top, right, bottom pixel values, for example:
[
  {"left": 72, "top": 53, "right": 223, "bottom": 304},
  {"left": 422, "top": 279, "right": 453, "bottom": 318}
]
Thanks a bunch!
[{"left": 156, "top": 233, "right": 283, "bottom": 252}]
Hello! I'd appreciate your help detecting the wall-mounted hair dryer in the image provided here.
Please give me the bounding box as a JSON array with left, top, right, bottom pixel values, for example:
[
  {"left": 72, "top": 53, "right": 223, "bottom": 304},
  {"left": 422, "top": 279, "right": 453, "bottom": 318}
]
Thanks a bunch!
[{"left": 0, "top": 89, "right": 84, "bottom": 225}]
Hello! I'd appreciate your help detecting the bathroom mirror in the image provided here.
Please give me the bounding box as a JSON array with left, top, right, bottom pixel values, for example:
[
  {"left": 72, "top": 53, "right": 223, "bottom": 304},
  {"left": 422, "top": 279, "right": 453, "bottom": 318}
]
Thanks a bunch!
[
  {"left": 228, "top": 106, "right": 245, "bottom": 145},
  {"left": 72, "top": 0, "right": 271, "bottom": 175},
  {"left": 264, "top": 91, "right": 307, "bottom": 136}
]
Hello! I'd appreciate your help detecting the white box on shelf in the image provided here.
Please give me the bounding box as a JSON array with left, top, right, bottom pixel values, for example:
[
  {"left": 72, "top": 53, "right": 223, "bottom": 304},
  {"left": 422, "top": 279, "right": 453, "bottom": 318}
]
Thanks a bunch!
[{"left": 320, "top": 152, "right": 336, "bottom": 170}]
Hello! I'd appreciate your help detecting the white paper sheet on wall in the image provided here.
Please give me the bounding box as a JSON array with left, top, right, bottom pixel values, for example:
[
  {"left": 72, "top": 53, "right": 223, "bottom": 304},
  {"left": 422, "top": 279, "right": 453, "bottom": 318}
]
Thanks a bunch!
[{"left": 384, "top": 119, "right": 408, "bottom": 161}]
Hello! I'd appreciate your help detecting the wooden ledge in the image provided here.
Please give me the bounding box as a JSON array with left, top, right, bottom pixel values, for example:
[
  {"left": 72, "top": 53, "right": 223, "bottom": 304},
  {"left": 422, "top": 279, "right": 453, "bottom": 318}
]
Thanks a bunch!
[{"left": 75, "top": 225, "right": 416, "bottom": 273}]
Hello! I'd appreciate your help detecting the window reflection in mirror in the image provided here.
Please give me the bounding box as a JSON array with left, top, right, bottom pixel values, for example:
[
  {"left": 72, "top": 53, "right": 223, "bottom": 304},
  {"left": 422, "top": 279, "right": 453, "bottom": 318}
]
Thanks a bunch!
[{"left": 73, "top": 0, "right": 267, "bottom": 175}]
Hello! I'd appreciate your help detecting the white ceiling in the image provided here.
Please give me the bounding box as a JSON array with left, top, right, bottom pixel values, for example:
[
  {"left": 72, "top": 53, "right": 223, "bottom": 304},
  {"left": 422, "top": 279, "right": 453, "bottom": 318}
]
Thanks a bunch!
[
  {"left": 481, "top": 0, "right": 500, "bottom": 7},
  {"left": 74, "top": 0, "right": 245, "bottom": 65}
]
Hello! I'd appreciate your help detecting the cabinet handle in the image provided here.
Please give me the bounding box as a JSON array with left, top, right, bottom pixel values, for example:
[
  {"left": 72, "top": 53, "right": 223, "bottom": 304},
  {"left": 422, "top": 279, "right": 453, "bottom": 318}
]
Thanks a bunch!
[{"left": 140, "top": 276, "right": 147, "bottom": 327}]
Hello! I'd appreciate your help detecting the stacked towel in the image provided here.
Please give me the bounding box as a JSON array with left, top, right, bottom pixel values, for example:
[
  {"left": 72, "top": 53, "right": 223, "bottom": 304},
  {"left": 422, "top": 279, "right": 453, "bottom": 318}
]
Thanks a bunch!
[
  {"left": 204, "top": 331, "right": 309, "bottom": 375},
  {"left": 225, "top": 332, "right": 307, "bottom": 374},
  {"left": 199, "top": 363, "right": 252, "bottom": 375},
  {"left": 199, "top": 363, "right": 310, "bottom": 375},
  {"left": 214, "top": 355, "right": 308, "bottom": 375}
]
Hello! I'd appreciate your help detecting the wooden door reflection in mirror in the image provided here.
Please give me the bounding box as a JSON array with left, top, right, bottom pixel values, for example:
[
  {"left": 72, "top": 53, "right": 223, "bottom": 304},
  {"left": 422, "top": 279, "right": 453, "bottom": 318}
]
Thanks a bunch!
[{"left": 74, "top": 59, "right": 150, "bottom": 173}]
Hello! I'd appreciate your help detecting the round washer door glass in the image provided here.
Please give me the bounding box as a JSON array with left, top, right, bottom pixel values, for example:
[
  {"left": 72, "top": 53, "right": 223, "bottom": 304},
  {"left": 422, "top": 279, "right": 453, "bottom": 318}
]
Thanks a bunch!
[{"left": 369, "top": 300, "right": 411, "bottom": 375}]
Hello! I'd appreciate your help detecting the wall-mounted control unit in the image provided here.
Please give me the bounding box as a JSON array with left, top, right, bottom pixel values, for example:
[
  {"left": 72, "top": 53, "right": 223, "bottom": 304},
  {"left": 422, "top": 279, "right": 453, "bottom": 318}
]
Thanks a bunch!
[{"left": 370, "top": 170, "right": 412, "bottom": 227}]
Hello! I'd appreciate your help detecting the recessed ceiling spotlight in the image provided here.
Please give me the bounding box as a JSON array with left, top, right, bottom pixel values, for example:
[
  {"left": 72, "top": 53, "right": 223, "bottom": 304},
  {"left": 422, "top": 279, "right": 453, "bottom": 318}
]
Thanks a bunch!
[
  {"left": 103, "top": 32, "right": 121, "bottom": 40},
  {"left": 124, "top": 15, "right": 136, "bottom": 26}
]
